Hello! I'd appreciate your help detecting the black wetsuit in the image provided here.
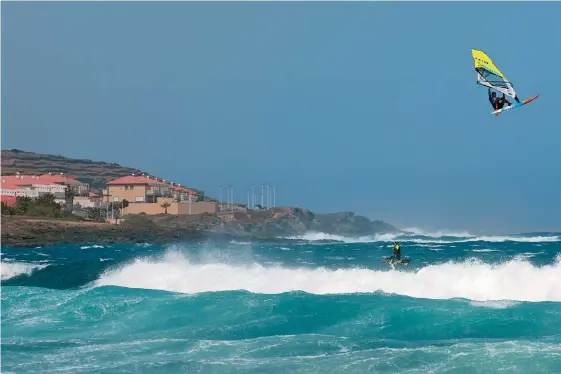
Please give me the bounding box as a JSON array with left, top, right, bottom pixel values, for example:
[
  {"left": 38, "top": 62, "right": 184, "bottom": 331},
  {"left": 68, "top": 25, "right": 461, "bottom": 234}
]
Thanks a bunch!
[
  {"left": 393, "top": 244, "right": 401, "bottom": 261},
  {"left": 489, "top": 89, "right": 510, "bottom": 110}
]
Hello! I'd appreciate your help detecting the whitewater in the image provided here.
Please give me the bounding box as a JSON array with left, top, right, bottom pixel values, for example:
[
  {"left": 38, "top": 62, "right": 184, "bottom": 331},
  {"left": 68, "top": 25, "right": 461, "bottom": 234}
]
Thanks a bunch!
[{"left": 2, "top": 231, "right": 561, "bottom": 373}]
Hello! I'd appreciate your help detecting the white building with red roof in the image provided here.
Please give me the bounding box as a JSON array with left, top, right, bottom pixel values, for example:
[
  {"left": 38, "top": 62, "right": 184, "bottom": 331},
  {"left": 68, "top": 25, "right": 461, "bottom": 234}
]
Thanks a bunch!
[{"left": 0, "top": 172, "right": 90, "bottom": 204}]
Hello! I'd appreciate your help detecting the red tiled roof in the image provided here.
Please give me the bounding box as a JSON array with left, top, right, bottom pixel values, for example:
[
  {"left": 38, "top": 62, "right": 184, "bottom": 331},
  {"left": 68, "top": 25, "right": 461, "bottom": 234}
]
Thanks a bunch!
[
  {"left": 1, "top": 174, "right": 82, "bottom": 188},
  {"left": 1, "top": 176, "right": 22, "bottom": 190},
  {"left": 171, "top": 185, "right": 196, "bottom": 193},
  {"left": 107, "top": 175, "right": 166, "bottom": 185},
  {"left": 39, "top": 174, "right": 82, "bottom": 184}
]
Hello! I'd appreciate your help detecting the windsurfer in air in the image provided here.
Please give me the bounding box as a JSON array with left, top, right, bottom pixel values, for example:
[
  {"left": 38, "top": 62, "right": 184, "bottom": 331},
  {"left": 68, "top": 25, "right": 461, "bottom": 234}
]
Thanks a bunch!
[{"left": 488, "top": 88, "right": 512, "bottom": 111}]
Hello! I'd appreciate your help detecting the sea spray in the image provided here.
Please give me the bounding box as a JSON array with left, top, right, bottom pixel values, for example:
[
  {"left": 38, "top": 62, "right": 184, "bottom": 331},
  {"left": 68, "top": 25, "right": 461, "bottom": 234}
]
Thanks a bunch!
[{"left": 95, "top": 249, "right": 561, "bottom": 302}]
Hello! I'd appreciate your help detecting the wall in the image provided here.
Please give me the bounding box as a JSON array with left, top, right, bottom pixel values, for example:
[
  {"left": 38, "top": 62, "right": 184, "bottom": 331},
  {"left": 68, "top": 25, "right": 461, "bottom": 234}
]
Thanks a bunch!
[
  {"left": 123, "top": 201, "right": 218, "bottom": 215},
  {"left": 177, "top": 201, "right": 218, "bottom": 215},
  {"left": 0, "top": 188, "right": 39, "bottom": 198},
  {"left": 73, "top": 196, "right": 97, "bottom": 208}
]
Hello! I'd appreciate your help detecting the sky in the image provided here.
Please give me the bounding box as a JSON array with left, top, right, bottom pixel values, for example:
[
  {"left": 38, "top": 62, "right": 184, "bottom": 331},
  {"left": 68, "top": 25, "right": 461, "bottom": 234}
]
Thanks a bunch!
[{"left": 2, "top": 1, "right": 561, "bottom": 234}]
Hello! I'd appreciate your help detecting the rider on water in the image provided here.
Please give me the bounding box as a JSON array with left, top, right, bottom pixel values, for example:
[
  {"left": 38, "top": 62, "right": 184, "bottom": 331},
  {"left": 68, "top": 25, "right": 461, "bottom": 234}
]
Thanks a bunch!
[{"left": 392, "top": 242, "right": 401, "bottom": 261}]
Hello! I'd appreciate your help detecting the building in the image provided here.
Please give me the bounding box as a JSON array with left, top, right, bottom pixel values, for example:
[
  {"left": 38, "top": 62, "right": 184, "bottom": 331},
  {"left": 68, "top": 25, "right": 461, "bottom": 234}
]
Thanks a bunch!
[
  {"left": 1, "top": 173, "right": 89, "bottom": 196},
  {"left": 171, "top": 184, "right": 199, "bottom": 202},
  {"left": 1, "top": 173, "right": 91, "bottom": 209},
  {"left": 38, "top": 173, "right": 90, "bottom": 196},
  {"left": 104, "top": 174, "right": 217, "bottom": 215},
  {"left": 105, "top": 175, "right": 173, "bottom": 203}
]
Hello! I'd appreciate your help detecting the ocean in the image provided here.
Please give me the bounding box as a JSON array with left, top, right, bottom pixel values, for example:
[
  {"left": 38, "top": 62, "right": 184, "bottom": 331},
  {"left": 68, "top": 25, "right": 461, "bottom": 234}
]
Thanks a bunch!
[{"left": 2, "top": 231, "right": 560, "bottom": 373}]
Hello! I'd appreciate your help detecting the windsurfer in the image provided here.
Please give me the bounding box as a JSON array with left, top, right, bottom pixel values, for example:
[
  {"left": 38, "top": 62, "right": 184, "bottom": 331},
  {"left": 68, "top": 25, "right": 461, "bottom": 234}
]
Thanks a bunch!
[
  {"left": 391, "top": 242, "right": 401, "bottom": 262},
  {"left": 489, "top": 89, "right": 512, "bottom": 110}
]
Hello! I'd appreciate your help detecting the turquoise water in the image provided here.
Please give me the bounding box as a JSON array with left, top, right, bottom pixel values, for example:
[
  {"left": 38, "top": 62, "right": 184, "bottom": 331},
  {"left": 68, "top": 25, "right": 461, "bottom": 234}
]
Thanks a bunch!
[{"left": 2, "top": 231, "right": 561, "bottom": 373}]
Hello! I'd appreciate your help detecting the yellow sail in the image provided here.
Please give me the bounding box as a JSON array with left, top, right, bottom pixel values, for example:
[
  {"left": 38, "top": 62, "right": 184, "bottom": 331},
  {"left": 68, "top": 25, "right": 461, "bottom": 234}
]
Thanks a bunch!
[
  {"left": 471, "top": 49, "right": 517, "bottom": 99},
  {"left": 471, "top": 49, "right": 505, "bottom": 78}
]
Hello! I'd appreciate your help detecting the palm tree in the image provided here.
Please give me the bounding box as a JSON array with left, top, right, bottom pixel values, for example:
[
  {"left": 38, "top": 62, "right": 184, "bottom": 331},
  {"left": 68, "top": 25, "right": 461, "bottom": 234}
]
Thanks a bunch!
[{"left": 161, "top": 201, "right": 171, "bottom": 214}]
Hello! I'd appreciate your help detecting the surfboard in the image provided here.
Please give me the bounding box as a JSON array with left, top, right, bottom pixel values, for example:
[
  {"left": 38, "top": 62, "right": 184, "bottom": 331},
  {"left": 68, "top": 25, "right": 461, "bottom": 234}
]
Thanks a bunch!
[
  {"left": 382, "top": 257, "right": 411, "bottom": 266},
  {"left": 492, "top": 94, "right": 540, "bottom": 116}
]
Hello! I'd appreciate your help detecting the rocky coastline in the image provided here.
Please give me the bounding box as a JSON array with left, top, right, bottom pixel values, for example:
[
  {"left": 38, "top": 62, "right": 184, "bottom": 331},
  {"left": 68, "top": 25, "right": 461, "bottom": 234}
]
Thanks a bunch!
[{"left": 1, "top": 207, "right": 401, "bottom": 247}]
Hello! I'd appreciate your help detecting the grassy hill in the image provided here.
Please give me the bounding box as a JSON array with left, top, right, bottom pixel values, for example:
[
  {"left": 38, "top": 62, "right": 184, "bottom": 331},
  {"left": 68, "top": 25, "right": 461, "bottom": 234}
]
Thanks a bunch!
[{"left": 1, "top": 149, "right": 153, "bottom": 190}]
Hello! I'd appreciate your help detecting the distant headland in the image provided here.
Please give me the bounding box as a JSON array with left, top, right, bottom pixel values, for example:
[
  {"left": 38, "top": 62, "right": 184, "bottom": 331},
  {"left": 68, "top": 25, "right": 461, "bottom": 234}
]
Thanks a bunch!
[{"left": 1, "top": 149, "right": 401, "bottom": 247}]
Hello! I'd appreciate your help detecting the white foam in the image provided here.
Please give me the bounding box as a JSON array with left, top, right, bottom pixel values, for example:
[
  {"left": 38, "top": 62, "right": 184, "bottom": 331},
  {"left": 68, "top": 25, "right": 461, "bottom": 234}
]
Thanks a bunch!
[
  {"left": 469, "top": 300, "right": 520, "bottom": 309},
  {"left": 402, "top": 227, "right": 474, "bottom": 238},
  {"left": 1, "top": 261, "right": 48, "bottom": 280},
  {"left": 80, "top": 245, "right": 105, "bottom": 249},
  {"left": 95, "top": 250, "right": 561, "bottom": 302},
  {"left": 286, "top": 231, "right": 559, "bottom": 245}
]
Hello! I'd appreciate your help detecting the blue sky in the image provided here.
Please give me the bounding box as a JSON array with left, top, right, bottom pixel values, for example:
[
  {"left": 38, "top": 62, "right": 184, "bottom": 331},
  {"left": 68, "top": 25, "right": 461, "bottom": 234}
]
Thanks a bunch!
[{"left": 2, "top": 2, "right": 560, "bottom": 233}]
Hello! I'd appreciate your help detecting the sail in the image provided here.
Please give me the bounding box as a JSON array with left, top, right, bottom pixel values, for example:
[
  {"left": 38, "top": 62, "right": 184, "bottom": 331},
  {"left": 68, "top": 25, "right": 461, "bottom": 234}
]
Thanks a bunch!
[{"left": 471, "top": 49, "right": 517, "bottom": 99}]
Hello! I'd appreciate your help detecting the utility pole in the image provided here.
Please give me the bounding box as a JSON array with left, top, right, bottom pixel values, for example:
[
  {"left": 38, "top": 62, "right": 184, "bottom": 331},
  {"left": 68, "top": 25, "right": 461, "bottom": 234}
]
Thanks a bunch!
[
  {"left": 273, "top": 185, "right": 276, "bottom": 207},
  {"left": 220, "top": 185, "right": 223, "bottom": 211},
  {"left": 261, "top": 184, "right": 264, "bottom": 208},
  {"left": 247, "top": 189, "right": 250, "bottom": 209},
  {"left": 225, "top": 185, "right": 228, "bottom": 209},
  {"left": 252, "top": 184, "right": 255, "bottom": 209}
]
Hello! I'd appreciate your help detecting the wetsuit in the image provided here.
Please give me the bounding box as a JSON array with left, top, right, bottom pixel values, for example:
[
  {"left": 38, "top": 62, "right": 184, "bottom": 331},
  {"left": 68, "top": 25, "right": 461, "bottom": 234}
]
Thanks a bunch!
[
  {"left": 489, "top": 89, "right": 510, "bottom": 110},
  {"left": 393, "top": 244, "right": 401, "bottom": 261}
]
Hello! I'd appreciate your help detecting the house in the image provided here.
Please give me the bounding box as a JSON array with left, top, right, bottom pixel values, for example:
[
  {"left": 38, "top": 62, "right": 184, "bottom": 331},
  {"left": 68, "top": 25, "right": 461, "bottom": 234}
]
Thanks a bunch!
[
  {"left": 105, "top": 174, "right": 172, "bottom": 203},
  {"left": 0, "top": 173, "right": 89, "bottom": 198},
  {"left": 38, "top": 173, "right": 90, "bottom": 196},
  {"left": 170, "top": 184, "right": 199, "bottom": 202},
  {"left": 104, "top": 174, "right": 217, "bottom": 215},
  {"left": 1, "top": 173, "right": 90, "bottom": 209}
]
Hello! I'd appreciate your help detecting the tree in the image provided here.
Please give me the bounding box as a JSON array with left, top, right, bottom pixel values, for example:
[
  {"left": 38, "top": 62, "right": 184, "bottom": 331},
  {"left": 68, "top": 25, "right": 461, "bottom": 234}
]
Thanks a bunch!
[
  {"left": 64, "top": 185, "right": 75, "bottom": 199},
  {"left": 84, "top": 207, "right": 106, "bottom": 222},
  {"left": 1, "top": 202, "right": 15, "bottom": 215},
  {"left": 15, "top": 196, "right": 33, "bottom": 215},
  {"left": 35, "top": 193, "right": 56, "bottom": 206},
  {"left": 122, "top": 199, "right": 129, "bottom": 209},
  {"left": 196, "top": 191, "right": 205, "bottom": 202},
  {"left": 161, "top": 201, "right": 171, "bottom": 214},
  {"left": 63, "top": 184, "right": 75, "bottom": 213}
]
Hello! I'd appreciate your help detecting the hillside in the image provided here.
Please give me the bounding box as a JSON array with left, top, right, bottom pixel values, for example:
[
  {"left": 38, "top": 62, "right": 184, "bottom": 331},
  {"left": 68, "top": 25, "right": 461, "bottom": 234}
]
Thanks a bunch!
[
  {"left": 2, "top": 149, "right": 154, "bottom": 189},
  {"left": 1, "top": 149, "right": 401, "bottom": 247},
  {"left": 1, "top": 208, "right": 400, "bottom": 247}
]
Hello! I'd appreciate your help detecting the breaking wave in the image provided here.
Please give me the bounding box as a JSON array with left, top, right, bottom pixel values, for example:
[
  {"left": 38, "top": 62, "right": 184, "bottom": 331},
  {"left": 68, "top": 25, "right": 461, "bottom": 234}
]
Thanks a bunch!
[
  {"left": 1, "top": 261, "right": 49, "bottom": 281},
  {"left": 95, "top": 250, "right": 561, "bottom": 302},
  {"left": 288, "top": 231, "right": 560, "bottom": 244}
]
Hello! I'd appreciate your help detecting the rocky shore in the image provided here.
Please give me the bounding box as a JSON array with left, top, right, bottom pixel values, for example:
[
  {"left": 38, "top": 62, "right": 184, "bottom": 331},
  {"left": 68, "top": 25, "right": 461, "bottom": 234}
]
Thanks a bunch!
[{"left": 1, "top": 207, "right": 400, "bottom": 247}]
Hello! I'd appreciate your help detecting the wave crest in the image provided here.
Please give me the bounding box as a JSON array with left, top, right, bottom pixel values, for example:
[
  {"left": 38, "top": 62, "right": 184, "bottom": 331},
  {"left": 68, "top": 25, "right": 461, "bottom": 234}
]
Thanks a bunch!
[{"left": 95, "top": 250, "right": 561, "bottom": 302}]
